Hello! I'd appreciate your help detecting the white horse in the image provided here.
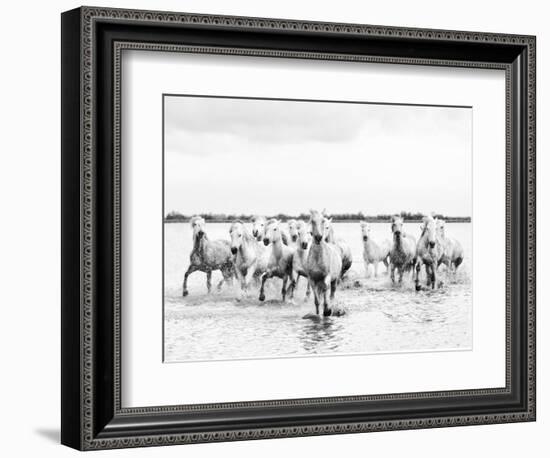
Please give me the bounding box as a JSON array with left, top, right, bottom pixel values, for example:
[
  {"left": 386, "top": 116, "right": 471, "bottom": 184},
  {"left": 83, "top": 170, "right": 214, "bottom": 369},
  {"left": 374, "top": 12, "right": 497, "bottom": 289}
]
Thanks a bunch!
[
  {"left": 182, "top": 216, "right": 234, "bottom": 296},
  {"left": 415, "top": 215, "right": 444, "bottom": 290},
  {"left": 258, "top": 219, "right": 296, "bottom": 302},
  {"left": 287, "top": 219, "right": 299, "bottom": 247},
  {"left": 360, "top": 221, "right": 391, "bottom": 277},
  {"left": 291, "top": 220, "right": 312, "bottom": 301},
  {"left": 229, "top": 220, "right": 269, "bottom": 299},
  {"left": 323, "top": 216, "right": 353, "bottom": 278},
  {"left": 388, "top": 216, "right": 417, "bottom": 284},
  {"left": 251, "top": 215, "right": 267, "bottom": 242},
  {"left": 252, "top": 215, "right": 290, "bottom": 245},
  {"left": 305, "top": 210, "right": 343, "bottom": 316},
  {"left": 436, "top": 219, "right": 464, "bottom": 272}
]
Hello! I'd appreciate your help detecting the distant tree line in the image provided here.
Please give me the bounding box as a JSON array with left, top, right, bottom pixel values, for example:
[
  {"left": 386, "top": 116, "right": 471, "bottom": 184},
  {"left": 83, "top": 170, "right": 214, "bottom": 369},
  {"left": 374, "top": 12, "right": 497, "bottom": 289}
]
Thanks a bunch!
[{"left": 164, "top": 210, "right": 471, "bottom": 223}]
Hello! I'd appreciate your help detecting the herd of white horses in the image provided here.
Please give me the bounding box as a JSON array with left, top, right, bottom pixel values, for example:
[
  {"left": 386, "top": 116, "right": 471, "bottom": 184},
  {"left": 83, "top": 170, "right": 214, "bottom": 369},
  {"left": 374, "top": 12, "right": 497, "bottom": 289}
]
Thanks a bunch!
[{"left": 181, "top": 210, "right": 464, "bottom": 317}]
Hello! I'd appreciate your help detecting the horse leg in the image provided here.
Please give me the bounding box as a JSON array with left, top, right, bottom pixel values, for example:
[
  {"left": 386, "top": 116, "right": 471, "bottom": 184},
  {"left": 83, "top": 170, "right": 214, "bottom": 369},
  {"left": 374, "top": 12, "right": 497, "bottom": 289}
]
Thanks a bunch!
[
  {"left": 281, "top": 275, "right": 288, "bottom": 302},
  {"left": 364, "top": 261, "right": 370, "bottom": 278},
  {"left": 398, "top": 266, "right": 404, "bottom": 284},
  {"left": 322, "top": 277, "right": 332, "bottom": 317},
  {"left": 431, "top": 264, "right": 437, "bottom": 289},
  {"left": 330, "top": 278, "right": 337, "bottom": 301},
  {"left": 383, "top": 257, "right": 389, "bottom": 275},
  {"left": 258, "top": 270, "right": 272, "bottom": 302},
  {"left": 304, "top": 274, "right": 312, "bottom": 302},
  {"left": 182, "top": 264, "right": 199, "bottom": 297},
  {"left": 415, "top": 261, "right": 422, "bottom": 291},
  {"left": 217, "top": 265, "right": 232, "bottom": 291},
  {"left": 291, "top": 274, "right": 299, "bottom": 300},
  {"left": 389, "top": 261, "right": 395, "bottom": 284},
  {"left": 310, "top": 279, "right": 320, "bottom": 315},
  {"left": 286, "top": 268, "right": 297, "bottom": 301},
  {"left": 243, "top": 263, "right": 258, "bottom": 296},
  {"left": 233, "top": 267, "right": 246, "bottom": 301},
  {"left": 206, "top": 270, "right": 212, "bottom": 294},
  {"left": 374, "top": 262, "right": 379, "bottom": 278},
  {"left": 216, "top": 269, "right": 225, "bottom": 291}
]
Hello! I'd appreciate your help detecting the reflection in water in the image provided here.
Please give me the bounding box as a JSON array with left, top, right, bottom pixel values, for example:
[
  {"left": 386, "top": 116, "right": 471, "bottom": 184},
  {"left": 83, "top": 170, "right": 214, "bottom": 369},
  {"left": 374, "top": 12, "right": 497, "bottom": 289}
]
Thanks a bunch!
[
  {"left": 300, "top": 318, "right": 345, "bottom": 354},
  {"left": 164, "top": 222, "right": 473, "bottom": 362}
]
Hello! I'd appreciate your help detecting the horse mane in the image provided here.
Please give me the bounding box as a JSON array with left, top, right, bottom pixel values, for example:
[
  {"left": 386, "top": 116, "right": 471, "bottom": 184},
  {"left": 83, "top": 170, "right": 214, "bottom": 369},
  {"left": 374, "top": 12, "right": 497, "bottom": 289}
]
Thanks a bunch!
[
  {"left": 419, "top": 216, "right": 437, "bottom": 240},
  {"left": 189, "top": 215, "right": 204, "bottom": 226},
  {"left": 231, "top": 220, "right": 255, "bottom": 242},
  {"left": 266, "top": 218, "right": 278, "bottom": 226},
  {"left": 309, "top": 209, "right": 322, "bottom": 219}
]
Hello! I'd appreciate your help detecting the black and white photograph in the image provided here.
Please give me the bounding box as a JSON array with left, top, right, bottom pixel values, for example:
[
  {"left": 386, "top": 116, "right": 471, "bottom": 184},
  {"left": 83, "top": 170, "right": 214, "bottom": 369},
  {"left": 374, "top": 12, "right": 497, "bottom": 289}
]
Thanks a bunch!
[
  {"left": 163, "top": 95, "right": 473, "bottom": 362},
  {"left": 55, "top": 3, "right": 538, "bottom": 453}
]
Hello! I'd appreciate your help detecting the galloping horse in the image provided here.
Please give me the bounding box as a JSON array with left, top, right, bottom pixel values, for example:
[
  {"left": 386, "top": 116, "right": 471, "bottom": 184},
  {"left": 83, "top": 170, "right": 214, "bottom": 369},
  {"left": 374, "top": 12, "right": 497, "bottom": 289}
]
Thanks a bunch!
[
  {"left": 182, "top": 216, "right": 234, "bottom": 296},
  {"left": 258, "top": 219, "right": 296, "bottom": 302},
  {"left": 415, "top": 215, "right": 443, "bottom": 290},
  {"left": 436, "top": 219, "right": 464, "bottom": 272},
  {"left": 251, "top": 215, "right": 267, "bottom": 242},
  {"left": 388, "top": 216, "right": 417, "bottom": 284},
  {"left": 360, "top": 221, "right": 391, "bottom": 277},
  {"left": 229, "top": 220, "right": 269, "bottom": 299},
  {"left": 322, "top": 216, "right": 353, "bottom": 278},
  {"left": 287, "top": 219, "right": 299, "bottom": 247},
  {"left": 251, "top": 215, "right": 290, "bottom": 245},
  {"left": 291, "top": 220, "right": 312, "bottom": 301},
  {"left": 305, "top": 210, "right": 343, "bottom": 316}
]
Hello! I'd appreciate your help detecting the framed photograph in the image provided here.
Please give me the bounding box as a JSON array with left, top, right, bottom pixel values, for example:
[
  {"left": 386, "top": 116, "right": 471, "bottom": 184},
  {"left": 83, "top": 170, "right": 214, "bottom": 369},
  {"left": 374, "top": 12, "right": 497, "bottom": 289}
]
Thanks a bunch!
[{"left": 61, "top": 6, "right": 536, "bottom": 450}]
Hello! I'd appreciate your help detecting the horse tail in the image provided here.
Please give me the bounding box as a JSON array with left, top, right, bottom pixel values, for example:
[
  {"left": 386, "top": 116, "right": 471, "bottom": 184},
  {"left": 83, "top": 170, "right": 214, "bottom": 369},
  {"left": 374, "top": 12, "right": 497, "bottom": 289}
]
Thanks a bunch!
[
  {"left": 341, "top": 257, "right": 352, "bottom": 278},
  {"left": 454, "top": 256, "right": 463, "bottom": 270}
]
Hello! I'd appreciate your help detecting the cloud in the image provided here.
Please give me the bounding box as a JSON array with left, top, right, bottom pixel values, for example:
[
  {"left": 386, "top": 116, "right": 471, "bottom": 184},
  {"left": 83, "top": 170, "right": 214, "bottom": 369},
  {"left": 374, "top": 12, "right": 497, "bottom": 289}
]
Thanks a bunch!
[
  {"left": 164, "top": 95, "right": 472, "bottom": 216},
  {"left": 165, "top": 96, "right": 368, "bottom": 149},
  {"left": 165, "top": 96, "right": 470, "bottom": 157}
]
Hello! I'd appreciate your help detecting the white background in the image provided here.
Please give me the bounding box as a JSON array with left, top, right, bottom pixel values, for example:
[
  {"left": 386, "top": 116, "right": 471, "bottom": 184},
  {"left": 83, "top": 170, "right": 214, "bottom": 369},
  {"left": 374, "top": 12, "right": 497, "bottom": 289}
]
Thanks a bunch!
[
  {"left": 0, "top": 0, "right": 546, "bottom": 457},
  {"left": 123, "top": 52, "right": 504, "bottom": 407}
]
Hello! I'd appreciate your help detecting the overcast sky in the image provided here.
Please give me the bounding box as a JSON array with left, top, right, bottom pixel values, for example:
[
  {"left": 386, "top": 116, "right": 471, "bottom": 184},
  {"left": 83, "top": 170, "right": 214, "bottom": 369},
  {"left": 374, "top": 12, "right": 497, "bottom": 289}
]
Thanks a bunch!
[{"left": 164, "top": 95, "right": 472, "bottom": 216}]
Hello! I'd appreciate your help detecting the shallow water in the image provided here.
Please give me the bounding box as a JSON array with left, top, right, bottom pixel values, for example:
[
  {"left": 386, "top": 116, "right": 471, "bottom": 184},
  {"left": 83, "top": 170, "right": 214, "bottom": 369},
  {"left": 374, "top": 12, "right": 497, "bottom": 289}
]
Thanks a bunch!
[{"left": 164, "top": 222, "right": 472, "bottom": 362}]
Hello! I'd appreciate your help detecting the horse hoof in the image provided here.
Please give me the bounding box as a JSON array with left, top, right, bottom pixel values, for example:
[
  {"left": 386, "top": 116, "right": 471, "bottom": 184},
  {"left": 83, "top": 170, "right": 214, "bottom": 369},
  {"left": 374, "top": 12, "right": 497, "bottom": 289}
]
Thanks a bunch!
[
  {"left": 323, "top": 308, "right": 332, "bottom": 317},
  {"left": 182, "top": 290, "right": 189, "bottom": 297},
  {"left": 259, "top": 293, "right": 265, "bottom": 302},
  {"left": 415, "top": 284, "right": 421, "bottom": 292}
]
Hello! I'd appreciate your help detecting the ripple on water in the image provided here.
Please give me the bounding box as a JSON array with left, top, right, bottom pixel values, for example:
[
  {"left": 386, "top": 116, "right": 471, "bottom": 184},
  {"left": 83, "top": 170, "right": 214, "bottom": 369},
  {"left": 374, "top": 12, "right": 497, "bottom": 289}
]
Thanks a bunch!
[
  {"left": 164, "top": 267, "right": 472, "bottom": 362},
  {"left": 164, "top": 222, "right": 473, "bottom": 361}
]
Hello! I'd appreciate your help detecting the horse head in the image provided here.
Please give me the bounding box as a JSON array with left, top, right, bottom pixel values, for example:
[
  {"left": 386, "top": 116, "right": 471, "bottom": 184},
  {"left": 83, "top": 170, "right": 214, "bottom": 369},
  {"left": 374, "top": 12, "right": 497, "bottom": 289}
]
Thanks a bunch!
[
  {"left": 296, "top": 220, "right": 312, "bottom": 250},
  {"left": 322, "top": 216, "right": 335, "bottom": 243},
  {"left": 391, "top": 215, "right": 404, "bottom": 239},
  {"left": 309, "top": 210, "right": 326, "bottom": 245},
  {"left": 360, "top": 221, "right": 370, "bottom": 241},
  {"left": 436, "top": 218, "right": 446, "bottom": 238},
  {"left": 263, "top": 219, "right": 282, "bottom": 246},
  {"left": 251, "top": 216, "right": 266, "bottom": 241},
  {"left": 229, "top": 220, "right": 246, "bottom": 255},
  {"left": 422, "top": 216, "right": 437, "bottom": 249},
  {"left": 287, "top": 219, "right": 299, "bottom": 243},
  {"left": 190, "top": 215, "right": 206, "bottom": 239}
]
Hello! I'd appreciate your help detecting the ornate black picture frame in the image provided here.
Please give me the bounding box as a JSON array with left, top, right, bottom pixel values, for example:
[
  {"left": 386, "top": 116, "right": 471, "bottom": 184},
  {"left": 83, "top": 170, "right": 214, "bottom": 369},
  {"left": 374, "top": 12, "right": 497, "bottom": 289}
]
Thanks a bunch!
[{"left": 61, "top": 6, "right": 536, "bottom": 450}]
